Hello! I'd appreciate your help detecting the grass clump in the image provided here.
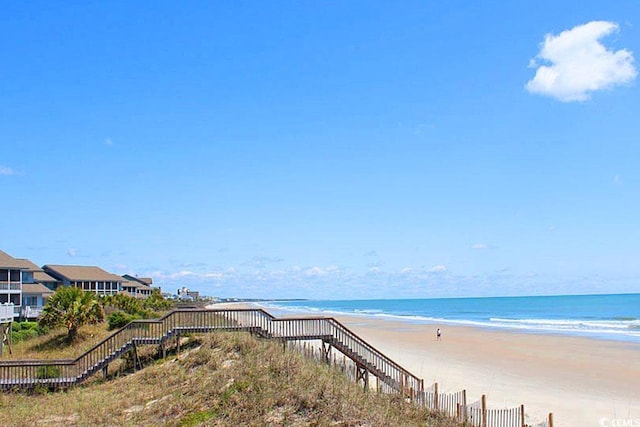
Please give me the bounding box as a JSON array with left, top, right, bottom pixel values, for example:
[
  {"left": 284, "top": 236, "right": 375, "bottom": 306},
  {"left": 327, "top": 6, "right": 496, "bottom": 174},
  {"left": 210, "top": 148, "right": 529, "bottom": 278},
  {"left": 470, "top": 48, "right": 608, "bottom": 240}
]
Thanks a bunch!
[{"left": 0, "top": 331, "right": 461, "bottom": 426}]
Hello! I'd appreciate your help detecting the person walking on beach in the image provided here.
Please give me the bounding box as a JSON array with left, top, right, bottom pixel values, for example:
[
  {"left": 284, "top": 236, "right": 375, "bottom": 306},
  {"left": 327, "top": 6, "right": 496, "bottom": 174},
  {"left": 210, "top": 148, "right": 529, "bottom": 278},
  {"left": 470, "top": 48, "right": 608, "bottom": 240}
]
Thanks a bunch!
[{"left": 436, "top": 328, "right": 442, "bottom": 341}]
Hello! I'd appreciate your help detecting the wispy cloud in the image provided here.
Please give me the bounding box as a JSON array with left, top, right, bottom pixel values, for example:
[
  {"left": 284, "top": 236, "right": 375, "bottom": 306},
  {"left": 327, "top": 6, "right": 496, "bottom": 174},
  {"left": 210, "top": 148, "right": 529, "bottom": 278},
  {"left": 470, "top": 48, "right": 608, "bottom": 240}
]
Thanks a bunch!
[
  {"left": 471, "top": 243, "right": 491, "bottom": 250},
  {"left": 67, "top": 248, "right": 78, "bottom": 257},
  {"left": 428, "top": 265, "right": 447, "bottom": 273},
  {"left": 105, "top": 137, "right": 113, "bottom": 146},
  {"left": 613, "top": 174, "right": 623, "bottom": 186},
  {"left": 0, "top": 165, "right": 17, "bottom": 176},
  {"left": 242, "top": 256, "right": 284, "bottom": 269},
  {"left": 526, "top": 21, "right": 637, "bottom": 102}
]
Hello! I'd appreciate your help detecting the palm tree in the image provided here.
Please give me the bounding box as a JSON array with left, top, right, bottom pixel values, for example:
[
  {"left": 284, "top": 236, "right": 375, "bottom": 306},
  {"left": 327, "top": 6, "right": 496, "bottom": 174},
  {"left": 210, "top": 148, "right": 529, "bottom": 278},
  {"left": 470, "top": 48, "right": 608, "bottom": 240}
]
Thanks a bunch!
[{"left": 39, "top": 286, "right": 104, "bottom": 342}]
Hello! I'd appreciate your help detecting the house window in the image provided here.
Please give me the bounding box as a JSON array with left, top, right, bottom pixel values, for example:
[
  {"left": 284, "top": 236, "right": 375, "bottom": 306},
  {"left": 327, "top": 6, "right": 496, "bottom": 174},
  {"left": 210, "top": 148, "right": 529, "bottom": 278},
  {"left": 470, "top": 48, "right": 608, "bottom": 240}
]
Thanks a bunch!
[
  {"left": 0, "top": 269, "right": 8, "bottom": 281},
  {"left": 98, "top": 282, "right": 104, "bottom": 290},
  {"left": 0, "top": 294, "right": 7, "bottom": 303},
  {"left": 10, "top": 294, "right": 20, "bottom": 305},
  {"left": 10, "top": 270, "right": 20, "bottom": 282},
  {"left": 24, "top": 296, "right": 38, "bottom": 307}
]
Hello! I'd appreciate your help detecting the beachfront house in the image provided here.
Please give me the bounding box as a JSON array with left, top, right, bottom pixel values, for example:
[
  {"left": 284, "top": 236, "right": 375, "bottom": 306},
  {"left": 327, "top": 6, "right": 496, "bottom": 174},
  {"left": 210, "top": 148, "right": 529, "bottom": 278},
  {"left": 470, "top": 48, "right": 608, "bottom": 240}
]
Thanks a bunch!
[
  {"left": 122, "top": 274, "right": 153, "bottom": 298},
  {"left": 177, "top": 286, "right": 199, "bottom": 301},
  {"left": 21, "top": 283, "right": 54, "bottom": 319},
  {"left": 0, "top": 250, "right": 25, "bottom": 318},
  {"left": 43, "top": 265, "right": 123, "bottom": 296},
  {"left": 121, "top": 280, "right": 139, "bottom": 298},
  {"left": 13, "top": 258, "right": 60, "bottom": 317}
]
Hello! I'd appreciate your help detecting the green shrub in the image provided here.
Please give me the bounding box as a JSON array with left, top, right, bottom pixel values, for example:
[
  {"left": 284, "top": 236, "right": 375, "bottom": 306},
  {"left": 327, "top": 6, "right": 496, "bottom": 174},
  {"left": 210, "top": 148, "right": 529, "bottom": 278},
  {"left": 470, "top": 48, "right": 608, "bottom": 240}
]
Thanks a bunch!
[
  {"left": 143, "top": 289, "right": 172, "bottom": 312},
  {"left": 11, "top": 322, "right": 48, "bottom": 342},
  {"left": 107, "top": 311, "right": 141, "bottom": 330}
]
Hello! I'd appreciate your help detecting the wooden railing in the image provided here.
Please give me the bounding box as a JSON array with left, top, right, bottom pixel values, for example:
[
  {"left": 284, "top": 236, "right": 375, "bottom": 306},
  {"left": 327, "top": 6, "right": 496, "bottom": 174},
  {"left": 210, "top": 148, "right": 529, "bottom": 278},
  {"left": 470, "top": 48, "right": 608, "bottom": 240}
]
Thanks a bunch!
[{"left": 0, "top": 309, "right": 422, "bottom": 394}]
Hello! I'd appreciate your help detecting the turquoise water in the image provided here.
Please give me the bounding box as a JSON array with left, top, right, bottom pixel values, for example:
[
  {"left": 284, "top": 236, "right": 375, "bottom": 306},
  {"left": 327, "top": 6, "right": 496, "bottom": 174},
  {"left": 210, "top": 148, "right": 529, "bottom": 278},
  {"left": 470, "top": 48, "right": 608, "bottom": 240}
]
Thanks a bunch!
[{"left": 261, "top": 293, "right": 640, "bottom": 343}]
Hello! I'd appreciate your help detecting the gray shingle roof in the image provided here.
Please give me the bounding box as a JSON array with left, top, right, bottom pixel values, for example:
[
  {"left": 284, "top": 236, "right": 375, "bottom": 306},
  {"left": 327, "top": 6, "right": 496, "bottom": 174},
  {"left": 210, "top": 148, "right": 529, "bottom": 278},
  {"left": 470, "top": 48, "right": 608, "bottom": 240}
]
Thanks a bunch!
[
  {"left": 44, "top": 265, "right": 123, "bottom": 282},
  {"left": 0, "top": 250, "right": 27, "bottom": 269}
]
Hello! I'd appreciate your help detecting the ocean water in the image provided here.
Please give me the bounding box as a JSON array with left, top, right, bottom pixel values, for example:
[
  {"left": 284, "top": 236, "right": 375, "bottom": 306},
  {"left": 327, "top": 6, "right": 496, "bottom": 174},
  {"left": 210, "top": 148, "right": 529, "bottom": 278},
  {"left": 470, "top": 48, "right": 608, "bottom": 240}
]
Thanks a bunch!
[{"left": 261, "top": 293, "right": 640, "bottom": 343}]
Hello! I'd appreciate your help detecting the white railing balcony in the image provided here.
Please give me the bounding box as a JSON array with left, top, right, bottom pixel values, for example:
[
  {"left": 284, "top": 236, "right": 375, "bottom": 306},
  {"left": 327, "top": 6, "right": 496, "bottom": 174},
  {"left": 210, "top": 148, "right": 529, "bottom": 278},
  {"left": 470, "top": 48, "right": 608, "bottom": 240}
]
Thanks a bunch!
[
  {"left": 22, "top": 306, "right": 43, "bottom": 319},
  {"left": 0, "top": 282, "right": 22, "bottom": 291},
  {"left": 0, "top": 304, "right": 14, "bottom": 322}
]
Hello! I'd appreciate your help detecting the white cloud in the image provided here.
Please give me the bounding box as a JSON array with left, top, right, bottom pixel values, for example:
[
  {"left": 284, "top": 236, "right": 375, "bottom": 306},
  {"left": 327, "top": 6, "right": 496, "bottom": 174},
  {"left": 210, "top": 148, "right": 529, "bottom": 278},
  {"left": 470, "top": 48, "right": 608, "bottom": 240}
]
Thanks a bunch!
[
  {"left": 428, "top": 265, "right": 447, "bottom": 273},
  {"left": 0, "top": 165, "right": 16, "bottom": 176},
  {"left": 67, "top": 248, "right": 78, "bottom": 257},
  {"left": 613, "top": 174, "right": 623, "bottom": 186},
  {"left": 367, "top": 266, "right": 382, "bottom": 274},
  {"left": 472, "top": 243, "right": 490, "bottom": 250},
  {"left": 526, "top": 21, "right": 637, "bottom": 102},
  {"left": 105, "top": 137, "right": 113, "bottom": 146},
  {"left": 303, "top": 266, "right": 342, "bottom": 277}
]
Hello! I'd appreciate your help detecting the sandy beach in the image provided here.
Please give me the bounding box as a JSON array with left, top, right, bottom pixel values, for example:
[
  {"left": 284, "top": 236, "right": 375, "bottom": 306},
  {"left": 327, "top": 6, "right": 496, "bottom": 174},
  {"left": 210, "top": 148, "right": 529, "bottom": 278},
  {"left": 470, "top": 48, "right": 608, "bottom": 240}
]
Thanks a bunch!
[
  {"left": 210, "top": 303, "right": 640, "bottom": 426},
  {"left": 332, "top": 316, "right": 640, "bottom": 427}
]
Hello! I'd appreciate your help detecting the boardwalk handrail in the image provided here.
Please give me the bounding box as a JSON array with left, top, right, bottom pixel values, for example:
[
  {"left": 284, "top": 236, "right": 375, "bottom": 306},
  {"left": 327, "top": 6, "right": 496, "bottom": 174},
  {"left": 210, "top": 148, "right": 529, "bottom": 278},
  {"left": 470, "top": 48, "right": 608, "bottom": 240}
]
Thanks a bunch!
[{"left": 0, "top": 309, "right": 421, "bottom": 393}]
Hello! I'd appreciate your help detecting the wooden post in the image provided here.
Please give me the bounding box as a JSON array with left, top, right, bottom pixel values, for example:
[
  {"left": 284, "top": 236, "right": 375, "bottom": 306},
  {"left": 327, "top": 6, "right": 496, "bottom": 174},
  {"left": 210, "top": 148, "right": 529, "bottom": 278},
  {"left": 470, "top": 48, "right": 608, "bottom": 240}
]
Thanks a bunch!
[
  {"left": 434, "top": 382, "right": 439, "bottom": 410},
  {"left": 1, "top": 322, "right": 12, "bottom": 356},
  {"left": 102, "top": 365, "right": 108, "bottom": 379},
  {"left": 462, "top": 389, "right": 467, "bottom": 421},
  {"left": 548, "top": 412, "right": 554, "bottom": 427},
  {"left": 132, "top": 343, "right": 139, "bottom": 371},
  {"left": 481, "top": 394, "right": 487, "bottom": 427},
  {"left": 321, "top": 341, "right": 331, "bottom": 364},
  {"left": 176, "top": 332, "right": 181, "bottom": 354},
  {"left": 520, "top": 404, "right": 525, "bottom": 427}
]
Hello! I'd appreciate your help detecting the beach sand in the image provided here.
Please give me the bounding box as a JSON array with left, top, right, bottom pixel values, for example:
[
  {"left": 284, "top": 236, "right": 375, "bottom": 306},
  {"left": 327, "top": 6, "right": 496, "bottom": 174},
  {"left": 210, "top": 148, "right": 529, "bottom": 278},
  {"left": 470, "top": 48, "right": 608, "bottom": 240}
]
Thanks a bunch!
[
  {"left": 332, "top": 315, "right": 640, "bottom": 427},
  {"left": 208, "top": 303, "right": 640, "bottom": 426}
]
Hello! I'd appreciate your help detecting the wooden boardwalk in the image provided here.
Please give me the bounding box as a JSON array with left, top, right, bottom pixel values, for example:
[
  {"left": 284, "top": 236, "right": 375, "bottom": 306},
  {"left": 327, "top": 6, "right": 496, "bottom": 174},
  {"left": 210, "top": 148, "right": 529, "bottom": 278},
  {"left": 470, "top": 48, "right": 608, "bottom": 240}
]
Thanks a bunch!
[{"left": 0, "top": 308, "right": 423, "bottom": 395}]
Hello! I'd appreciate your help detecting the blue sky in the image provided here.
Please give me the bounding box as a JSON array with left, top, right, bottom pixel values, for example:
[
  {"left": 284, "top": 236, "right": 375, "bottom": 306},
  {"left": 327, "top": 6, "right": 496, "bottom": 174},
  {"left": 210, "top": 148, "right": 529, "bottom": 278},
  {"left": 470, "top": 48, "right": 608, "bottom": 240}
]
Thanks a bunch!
[{"left": 2, "top": 1, "right": 639, "bottom": 299}]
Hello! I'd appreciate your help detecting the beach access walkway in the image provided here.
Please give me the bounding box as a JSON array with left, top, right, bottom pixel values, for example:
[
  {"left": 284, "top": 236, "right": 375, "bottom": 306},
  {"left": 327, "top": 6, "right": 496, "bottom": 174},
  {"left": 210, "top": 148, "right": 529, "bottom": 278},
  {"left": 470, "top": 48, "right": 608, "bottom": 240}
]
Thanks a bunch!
[{"left": 0, "top": 308, "right": 552, "bottom": 427}]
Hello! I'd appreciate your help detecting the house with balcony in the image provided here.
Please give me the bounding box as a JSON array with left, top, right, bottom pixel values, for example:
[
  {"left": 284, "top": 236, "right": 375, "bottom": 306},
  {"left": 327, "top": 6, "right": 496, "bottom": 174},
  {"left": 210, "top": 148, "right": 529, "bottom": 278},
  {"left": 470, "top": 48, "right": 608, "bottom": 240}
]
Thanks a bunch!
[
  {"left": 0, "top": 250, "right": 25, "bottom": 318},
  {"left": 13, "top": 258, "right": 58, "bottom": 318},
  {"left": 43, "top": 265, "right": 123, "bottom": 296},
  {"left": 21, "top": 283, "right": 54, "bottom": 319},
  {"left": 122, "top": 274, "right": 153, "bottom": 298}
]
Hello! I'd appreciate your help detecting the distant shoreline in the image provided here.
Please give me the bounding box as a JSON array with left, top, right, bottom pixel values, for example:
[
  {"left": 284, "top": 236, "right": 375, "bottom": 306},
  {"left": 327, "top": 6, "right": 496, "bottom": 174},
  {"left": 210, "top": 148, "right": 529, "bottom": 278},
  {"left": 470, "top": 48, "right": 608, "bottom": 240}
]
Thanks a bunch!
[{"left": 252, "top": 294, "right": 640, "bottom": 344}]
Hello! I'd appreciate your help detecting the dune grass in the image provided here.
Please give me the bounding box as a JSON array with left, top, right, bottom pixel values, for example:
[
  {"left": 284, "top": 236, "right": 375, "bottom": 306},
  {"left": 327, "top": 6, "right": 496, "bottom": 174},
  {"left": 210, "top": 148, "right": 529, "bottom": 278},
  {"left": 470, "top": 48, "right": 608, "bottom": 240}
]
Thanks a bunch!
[
  {"left": 1, "top": 331, "right": 462, "bottom": 426},
  {"left": 5, "top": 323, "right": 113, "bottom": 360}
]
